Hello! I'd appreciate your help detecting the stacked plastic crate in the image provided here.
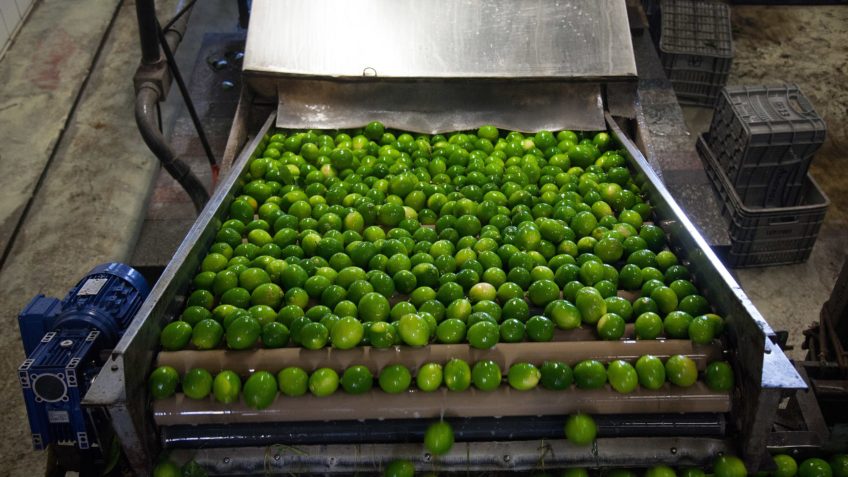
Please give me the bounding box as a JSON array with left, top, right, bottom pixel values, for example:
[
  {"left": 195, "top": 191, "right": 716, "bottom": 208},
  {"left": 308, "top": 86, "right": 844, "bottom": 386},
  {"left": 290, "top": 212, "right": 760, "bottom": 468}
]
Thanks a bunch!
[
  {"left": 658, "top": 0, "right": 733, "bottom": 106},
  {"left": 697, "top": 85, "right": 830, "bottom": 268}
]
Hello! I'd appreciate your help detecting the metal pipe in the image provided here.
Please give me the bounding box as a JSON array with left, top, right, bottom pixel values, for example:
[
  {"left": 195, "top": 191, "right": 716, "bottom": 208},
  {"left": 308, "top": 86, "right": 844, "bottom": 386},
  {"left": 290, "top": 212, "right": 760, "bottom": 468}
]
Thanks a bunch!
[
  {"left": 136, "top": 86, "right": 209, "bottom": 212},
  {"left": 152, "top": 383, "right": 730, "bottom": 426},
  {"left": 135, "top": 0, "right": 161, "bottom": 65},
  {"left": 161, "top": 414, "right": 726, "bottom": 449}
]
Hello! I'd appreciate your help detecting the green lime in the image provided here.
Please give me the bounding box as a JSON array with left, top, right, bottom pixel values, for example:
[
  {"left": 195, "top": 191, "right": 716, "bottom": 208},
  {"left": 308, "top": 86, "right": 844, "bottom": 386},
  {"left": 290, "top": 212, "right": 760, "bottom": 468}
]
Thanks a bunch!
[
  {"left": 635, "top": 312, "right": 664, "bottom": 340},
  {"left": 635, "top": 355, "right": 666, "bottom": 390},
  {"left": 618, "top": 264, "right": 642, "bottom": 290},
  {"left": 149, "top": 366, "right": 179, "bottom": 399},
  {"left": 444, "top": 358, "right": 472, "bottom": 392},
  {"left": 193, "top": 271, "right": 217, "bottom": 291},
  {"left": 384, "top": 459, "right": 414, "bottom": 477},
  {"left": 340, "top": 365, "right": 374, "bottom": 394},
  {"left": 507, "top": 362, "right": 541, "bottom": 391},
  {"left": 564, "top": 413, "right": 597, "bottom": 446},
  {"left": 398, "top": 314, "right": 430, "bottom": 346},
  {"left": 416, "top": 362, "right": 444, "bottom": 392},
  {"left": 192, "top": 318, "right": 224, "bottom": 350},
  {"left": 632, "top": 296, "right": 659, "bottom": 316},
  {"left": 220, "top": 287, "right": 251, "bottom": 309},
  {"left": 212, "top": 370, "right": 242, "bottom": 404},
  {"left": 309, "top": 367, "right": 339, "bottom": 397},
  {"left": 664, "top": 311, "right": 694, "bottom": 339},
  {"left": 239, "top": 267, "right": 271, "bottom": 292},
  {"left": 646, "top": 466, "right": 677, "bottom": 477},
  {"left": 368, "top": 321, "right": 397, "bottom": 348},
  {"left": 603, "top": 296, "right": 632, "bottom": 321},
  {"left": 714, "top": 455, "right": 748, "bottom": 477},
  {"left": 469, "top": 282, "right": 497, "bottom": 303},
  {"left": 799, "top": 459, "right": 832, "bottom": 477},
  {"left": 153, "top": 461, "right": 180, "bottom": 477},
  {"left": 596, "top": 313, "right": 625, "bottom": 340},
  {"left": 262, "top": 322, "right": 290, "bottom": 348},
  {"left": 226, "top": 315, "right": 261, "bottom": 350},
  {"left": 679, "top": 295, "right": 710, "bottom": 317},
  {"left": 650, "top": 286, "right": 679, "bottom": 315},
  {"left": 540, "top": 361, "right": 573, "bottom": 390},
  {"left": 573, "top": 360, "right": 607, "bottom": 389},
  {"left": 465, "top": 321, "right": 497, "bottom": 348},
  {"left": 248, "top": 305, "right": 277, "bottom": 327},
  {"left": 499, "top": 318, "right": 526, "bottom": 342},
  {"left": 161, "top": 321, "right": 193, "bottom": 351},
  {"left": 243, "top": 371, "right": 277, "bottom": 409},
  {"left": 424, "top": 420, "right": 455, "bottom": 456},
  {"left": 528, "top": 279, "right": 560, "bottom": 306},
  {"left": 679, "top": 468, "right": 705, "bottom": 477},
  {"left": 187, "top": 289, "right": 215, "bottom": 309},
  {"left": 665, "top": 354, "right": 697, "bottom": 387},
  {"left": 575, "top": 287, "right": 606, "bottom": 325},
  {"left": 379, "top": 364, "right": 412, "bottom": 394},
  {"left": 502, "top": 296, "right": 530, "bottom": 322},
  {"left": 773, "top": 455, "right": 798, "bottom": 477},
  {"left": 277, "top": 367, "right": 309, "bottom": 396},
  {"left": 471, "top": 360, "right": 503, "bottom": 391},
  {"left": 547, "top": 300, "right": 582, "bottom": 330},
  {"left": 688, "top": 315, "right": 716, "bottom": 344},
  {"left": 607, "top": 359, "right": 638, "bottom": 394},
  {"left": 579, "top": 260, "right": 605, "bottom": 285},
  {"left": 526, "top": 315, "right": 555, "bottom": 341},
  {"left": 181, "top": 305, "right": 212, "bottom": 326},
  {"left": 436, "top": 318, "right": 467, "bottom": 344},
  {"left": 359, "top": 292, "right": 391, "bottom": 322},
  {"left": 300, "top": 322, "right": 330, "bottom": 350},
  {"left": 831, "top": 456, "right": 848, "bottom": 477},
  {"left": 331, "top": 316, "right": 364, "bottom": 349},
  {"left": 704, "top": 361, "right": 734, "bottom": 391}
]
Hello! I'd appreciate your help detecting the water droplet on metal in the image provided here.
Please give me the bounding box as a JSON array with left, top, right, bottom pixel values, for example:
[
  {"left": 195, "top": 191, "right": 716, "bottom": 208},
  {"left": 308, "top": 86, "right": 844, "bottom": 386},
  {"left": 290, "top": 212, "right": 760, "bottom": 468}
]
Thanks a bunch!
[
  {"left": 221, "top": 80, "right": 235, "bottom": 91},
  {"left": 213, "top": 59, "right": 229, "bottom": 70},
  {"left": 363, "top": 67, "right": 377, "bottom": 77}
]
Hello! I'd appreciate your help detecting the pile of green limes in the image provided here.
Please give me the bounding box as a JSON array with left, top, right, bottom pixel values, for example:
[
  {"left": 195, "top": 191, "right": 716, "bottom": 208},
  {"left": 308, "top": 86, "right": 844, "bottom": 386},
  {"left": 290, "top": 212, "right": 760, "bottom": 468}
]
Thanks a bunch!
[{"left": 159, "top": 122, "right": 724, "bottom": 355}]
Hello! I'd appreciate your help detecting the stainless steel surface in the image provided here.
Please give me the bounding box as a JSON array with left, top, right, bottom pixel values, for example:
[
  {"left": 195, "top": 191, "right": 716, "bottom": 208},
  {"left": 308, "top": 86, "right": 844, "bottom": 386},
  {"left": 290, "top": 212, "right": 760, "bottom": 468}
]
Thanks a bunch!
[
  {"left": 273, "top": 79, "right": 605, "bottom": 134},
  {"left": 244, "top": 0, "right": 637, "bottom": 83},
  {"left": 171, "top": 438, "right": 731, "bottom": 474},
  {"left": 83, "top": 114, "right": 278, "bottom": 473}
]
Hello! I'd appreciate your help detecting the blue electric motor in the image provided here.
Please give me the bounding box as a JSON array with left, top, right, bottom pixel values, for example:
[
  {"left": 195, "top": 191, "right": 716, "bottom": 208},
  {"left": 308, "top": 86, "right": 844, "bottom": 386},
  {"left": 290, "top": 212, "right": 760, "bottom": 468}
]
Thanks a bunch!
[{"left": 17, "top": 263, "right": 149, "bottom": 451}]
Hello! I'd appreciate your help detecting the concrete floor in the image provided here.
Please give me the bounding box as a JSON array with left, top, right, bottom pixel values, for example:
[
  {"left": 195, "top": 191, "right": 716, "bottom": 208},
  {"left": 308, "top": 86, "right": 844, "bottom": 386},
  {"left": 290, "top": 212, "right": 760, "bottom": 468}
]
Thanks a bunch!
[{"left": 0, "top": 1, "right": 844, "bottom": 475}]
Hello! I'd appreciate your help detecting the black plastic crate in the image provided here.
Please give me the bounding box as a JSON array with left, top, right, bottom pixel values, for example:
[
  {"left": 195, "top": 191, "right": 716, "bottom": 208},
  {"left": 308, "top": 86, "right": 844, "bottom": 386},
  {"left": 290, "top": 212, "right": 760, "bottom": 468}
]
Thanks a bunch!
[
  {"left": 696, "top": 134, "right": 829, "bottom": 268},
  {"left": 709, "top": 139, "right": 808, "bottom": 207},
  {"left": 708, "top": 84, "right": 826, "bottom": 175},
  {"left": 659, "top": 0, "right": 733, "bottom": 106}
]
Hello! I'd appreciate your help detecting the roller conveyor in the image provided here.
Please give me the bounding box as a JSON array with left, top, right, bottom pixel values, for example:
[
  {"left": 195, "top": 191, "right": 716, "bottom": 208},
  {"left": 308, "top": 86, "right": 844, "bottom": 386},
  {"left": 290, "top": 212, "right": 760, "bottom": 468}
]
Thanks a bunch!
[{"left": 81, "top": 0, "right": 813, "bottom": 474}]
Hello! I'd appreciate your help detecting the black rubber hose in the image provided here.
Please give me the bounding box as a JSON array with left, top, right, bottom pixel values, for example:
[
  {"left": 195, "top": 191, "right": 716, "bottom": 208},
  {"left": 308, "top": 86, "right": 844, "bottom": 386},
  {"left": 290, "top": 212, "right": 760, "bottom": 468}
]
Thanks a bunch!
[
  {"left": 136, "top": 86, "right": 210, "bottom": 212},
  {"left": 135, "top": 0, "right": 161, "bottom": 65}
]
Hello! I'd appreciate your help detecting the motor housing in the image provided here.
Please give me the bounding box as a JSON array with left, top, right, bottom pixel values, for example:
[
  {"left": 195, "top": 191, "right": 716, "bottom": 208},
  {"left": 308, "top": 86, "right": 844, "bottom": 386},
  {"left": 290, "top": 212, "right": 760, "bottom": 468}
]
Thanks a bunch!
[{"left": 17, "top": 263, "right": 149, "bottom": 450}]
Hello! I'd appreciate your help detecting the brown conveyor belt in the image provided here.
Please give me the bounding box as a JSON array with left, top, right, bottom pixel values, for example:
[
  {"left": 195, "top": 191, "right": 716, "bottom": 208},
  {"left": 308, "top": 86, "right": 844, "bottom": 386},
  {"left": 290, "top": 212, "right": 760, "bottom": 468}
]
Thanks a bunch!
[
  {"left": 153, "top": 381, "right": 730, "bottom": 426},
  {"left": 156, "top": 340, "right": 723, "bottom": 375}
]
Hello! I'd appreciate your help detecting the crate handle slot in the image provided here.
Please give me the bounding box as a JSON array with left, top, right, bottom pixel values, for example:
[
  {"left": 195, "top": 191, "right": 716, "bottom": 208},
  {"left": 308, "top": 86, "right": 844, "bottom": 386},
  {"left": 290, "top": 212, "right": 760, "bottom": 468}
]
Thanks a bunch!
[
  {"left": 768, "top": 216, "right": 799, "bottom": 226},
  {"left": 788, "top": 94, "right": 814, "bottom": 115}
]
